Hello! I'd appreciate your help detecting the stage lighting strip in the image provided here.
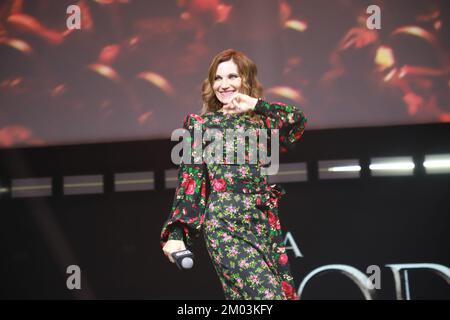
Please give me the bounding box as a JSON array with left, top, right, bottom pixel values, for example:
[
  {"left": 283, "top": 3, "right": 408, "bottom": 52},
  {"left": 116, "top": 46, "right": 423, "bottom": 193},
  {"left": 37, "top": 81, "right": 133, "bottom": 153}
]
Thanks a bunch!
[
  {"left": 10, "top": 178, "right": 52, "bottom": 198},
  {"left": 318, "top": 160, "right": 360, "bottom": 180},
  {"left": 11, "top": 185, "right": 52, "bottom": 190},
  {"left": 1, "top": 154, "right": 450, "bottom": 199},
  {"left": 63, "top": 175, "right": 103, "bottom": 195},
  {"left": 115, "top": 179, "right": 154, "bottom": 185},
  {"left": 327, "top": 166, "right": 361, "bottom": 172},
  {"left": 274, "top": 169, "right": 308, "bottom": 175},
  {"left": 114, "top": 172, "right": 154, "bottom": 191},
  {"left": 164, "top": 169, "right": 179, "bottom": 189},
  {"left": 267, "top": 162, "right": 308, "bottom": 183},
  {"left": 369, "top": 157, "right": 415, "bottom": 177},
  {"left": 423, "top": 154, "right": 450, "bottom": 174}
]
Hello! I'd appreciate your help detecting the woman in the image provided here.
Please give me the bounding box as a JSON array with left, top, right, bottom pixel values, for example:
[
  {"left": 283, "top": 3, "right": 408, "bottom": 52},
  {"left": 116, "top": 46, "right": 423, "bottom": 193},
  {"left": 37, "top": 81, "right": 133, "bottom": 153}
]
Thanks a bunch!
[{"left": 160, "top": 49, "right": 307, "bottom": 300}]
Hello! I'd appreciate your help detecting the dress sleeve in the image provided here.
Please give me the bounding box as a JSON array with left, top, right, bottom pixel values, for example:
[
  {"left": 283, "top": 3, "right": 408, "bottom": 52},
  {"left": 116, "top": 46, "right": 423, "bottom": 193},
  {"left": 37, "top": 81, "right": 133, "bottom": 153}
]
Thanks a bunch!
[
  {"left": 253, "top": 98, "right": 308, "bottom": 151},
  {"left": 160, "top": 114, "right": 208, "bottom": 248}
]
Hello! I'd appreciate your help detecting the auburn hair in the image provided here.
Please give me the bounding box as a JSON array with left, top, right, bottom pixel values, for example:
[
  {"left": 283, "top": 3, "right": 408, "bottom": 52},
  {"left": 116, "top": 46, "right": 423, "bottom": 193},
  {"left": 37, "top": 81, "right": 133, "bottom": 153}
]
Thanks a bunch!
[{"left": 200, "top": 49, "right": 263, "bottom": 118}]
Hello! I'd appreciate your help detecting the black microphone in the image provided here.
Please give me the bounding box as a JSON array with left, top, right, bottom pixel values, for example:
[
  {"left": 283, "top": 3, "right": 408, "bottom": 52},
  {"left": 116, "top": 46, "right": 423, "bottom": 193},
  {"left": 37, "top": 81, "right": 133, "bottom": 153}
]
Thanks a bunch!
[{"left": 171, "top": 249, "right": 194, "bottom": 270}]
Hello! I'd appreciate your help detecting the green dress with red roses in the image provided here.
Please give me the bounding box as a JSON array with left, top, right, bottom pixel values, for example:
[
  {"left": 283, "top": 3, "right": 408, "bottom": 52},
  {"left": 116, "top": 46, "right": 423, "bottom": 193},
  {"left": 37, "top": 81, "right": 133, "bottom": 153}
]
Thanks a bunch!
[{"left": 160, "top": 98, "right": 307, "bottom": 300}]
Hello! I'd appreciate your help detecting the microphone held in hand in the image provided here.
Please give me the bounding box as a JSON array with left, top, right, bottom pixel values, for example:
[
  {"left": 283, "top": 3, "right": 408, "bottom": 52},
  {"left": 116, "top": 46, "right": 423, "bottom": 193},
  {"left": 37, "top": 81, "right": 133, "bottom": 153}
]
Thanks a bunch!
[{"left": 171, "top": 249, "right": 194, "bottom": 270}]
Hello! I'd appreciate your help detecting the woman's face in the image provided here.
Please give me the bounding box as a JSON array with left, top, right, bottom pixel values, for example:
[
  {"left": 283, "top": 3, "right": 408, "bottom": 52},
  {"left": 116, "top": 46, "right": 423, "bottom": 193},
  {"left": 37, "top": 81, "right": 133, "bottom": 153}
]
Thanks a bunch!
[{"left": 213, "top": 59, "right": 242, "bottom": 105}]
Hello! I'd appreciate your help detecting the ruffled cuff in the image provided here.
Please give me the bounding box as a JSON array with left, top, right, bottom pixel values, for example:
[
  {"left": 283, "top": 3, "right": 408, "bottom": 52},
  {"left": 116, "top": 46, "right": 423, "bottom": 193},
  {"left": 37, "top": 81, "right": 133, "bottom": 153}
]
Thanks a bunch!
[
  {"left": 167, "top": 225, "right": 184, "bottom": 241},
  {"left": 253, "top": 98, "right": 267, "bottom": 114}
]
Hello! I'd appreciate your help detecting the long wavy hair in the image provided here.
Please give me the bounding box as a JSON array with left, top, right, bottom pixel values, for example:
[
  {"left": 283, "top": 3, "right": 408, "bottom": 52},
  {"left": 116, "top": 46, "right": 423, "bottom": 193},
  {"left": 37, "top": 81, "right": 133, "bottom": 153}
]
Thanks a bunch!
[{"left": 200, "top": 49, "right": 263, "bottom": 119}]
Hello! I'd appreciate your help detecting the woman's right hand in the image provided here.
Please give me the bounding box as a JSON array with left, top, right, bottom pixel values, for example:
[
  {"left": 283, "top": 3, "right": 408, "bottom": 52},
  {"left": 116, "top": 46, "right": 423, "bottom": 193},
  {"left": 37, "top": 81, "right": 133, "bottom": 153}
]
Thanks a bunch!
[{"left": 162, "top": 240, "right": 187, "bottom": 263}]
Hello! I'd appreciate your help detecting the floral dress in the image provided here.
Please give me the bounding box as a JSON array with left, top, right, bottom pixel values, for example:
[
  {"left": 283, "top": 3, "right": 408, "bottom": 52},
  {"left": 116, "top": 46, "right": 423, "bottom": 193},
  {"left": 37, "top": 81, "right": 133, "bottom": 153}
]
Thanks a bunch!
[{"left": 160, "top": 98, "right": 307, "bottom": 300}]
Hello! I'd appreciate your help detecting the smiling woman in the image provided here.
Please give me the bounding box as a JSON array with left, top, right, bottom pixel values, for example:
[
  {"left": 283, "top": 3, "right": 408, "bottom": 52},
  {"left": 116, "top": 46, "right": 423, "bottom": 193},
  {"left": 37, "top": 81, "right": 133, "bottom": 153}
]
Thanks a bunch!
[
  {"left": 200, "top": 49, "right": 264, "bottom": 116},
  {"left": 160, "top": 49, "right": 308, "bottom": 300},
  {"left": 213, "top": 60, "right": 242, "bottom": 104}
]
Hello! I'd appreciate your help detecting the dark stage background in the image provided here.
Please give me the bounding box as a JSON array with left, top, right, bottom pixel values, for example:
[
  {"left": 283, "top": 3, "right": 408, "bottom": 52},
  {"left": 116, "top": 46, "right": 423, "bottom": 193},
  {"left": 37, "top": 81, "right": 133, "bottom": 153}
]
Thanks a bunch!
[
  {"left": 1, "top": 122, "right": 449, "bottom": 299},
  {"left": 0, "top": 0, "right": 449, "bottom": 300}
]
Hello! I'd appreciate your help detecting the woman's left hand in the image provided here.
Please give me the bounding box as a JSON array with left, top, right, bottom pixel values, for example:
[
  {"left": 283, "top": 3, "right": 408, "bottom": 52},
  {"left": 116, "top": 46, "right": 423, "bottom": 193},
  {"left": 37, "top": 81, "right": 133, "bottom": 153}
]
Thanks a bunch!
[{"left": 222, "top": 93, "right": 258, "bottom": 115}]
